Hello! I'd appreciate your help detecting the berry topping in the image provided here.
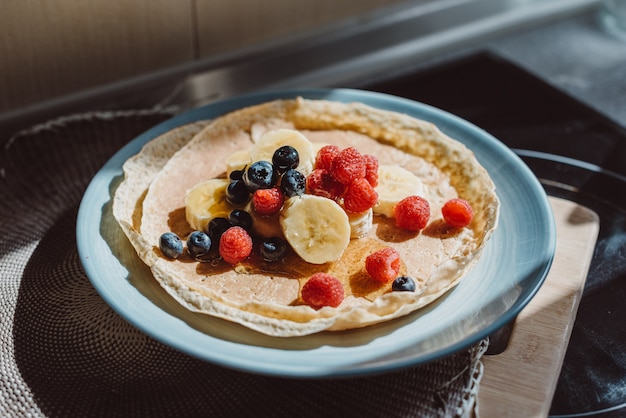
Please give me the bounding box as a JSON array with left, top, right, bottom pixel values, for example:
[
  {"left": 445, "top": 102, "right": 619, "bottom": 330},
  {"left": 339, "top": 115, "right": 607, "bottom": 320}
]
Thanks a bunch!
[
  {"left": 259, "top": 237, "right": 289, "bottom": 262},
  {"left": 208, "top": 217, "right": 231, "bottom": 241},
  {"left": 229, "top": 168, "right": 245, "bottom": 181},
  {"left": 280, "top": 168, "right": 306, "bottom": 197},
  {"left": 306, "top": 168, "right": 344, "bottom": 200},
  {"left": 301, "top": 272, "right": 344, "bottom": 309},
  {"left": 442, "top": 198, "right": 474, "bottom": 228},
  {"left": 159, "top": 232, "right": 184, "bottom": 259},
  {"left": 342, "top": 177, "right": 378, "bottom": 213},
  {"left": 363, "top": 154, "right": 379, "bottom": 187},
  {"left": 272, "top": 145, "right": 300, "bottom": 173},
  {"left": 244, "top": 161, "right": 276, "bottom": 191},
  {"left": 330, "top": 147, "right": 366, "bottom": 185},
  {"left": 252, "top": 187, "right": 285, "bottom": 216},
  {"left": 392, "top": 276, "right": 416, "bottom": 292},
  {"left": 365, "top": 247, "right": 401, "bottom": 284},
  {"left": 394, "top": 195, "right": 430, "bottom": 231},
  {"left": 228, "top": 209, "right": 253, "bottom": 231},
  {"left": 186, "top": 230, "right": 212, "bottom": 260},
  {"left": 226, "top": 179, "right": 250, "bottom": 205},
  {"left": 219, "top": 226, "right": 253, "bottom": 265},
  {"left": 315, "top": 145, "right": 341, "bottom": 171}
]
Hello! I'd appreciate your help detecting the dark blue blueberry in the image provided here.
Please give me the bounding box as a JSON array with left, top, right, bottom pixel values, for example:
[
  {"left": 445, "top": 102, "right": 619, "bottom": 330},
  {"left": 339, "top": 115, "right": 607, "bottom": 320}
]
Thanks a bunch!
[
  {"left": 187, "top": 230, "right": 212, "bottom": 260},
  {"left": 259, "top": 237, "right": 289, "bottom": 262},
  {"left": 228, "top": 209, "right": 253, "bottom": 232},
  {"left": 392, "top": 276, "right": 416, "bottom": 292},
  {"left": 159, "top": 232, "right": 184, "bottom": 259},
  {"left": 244, "top": 161, "right": 276, "bottom": 191},
  {"left": 229, "top": 168, "right": 245, "bottom": 181},
  {"left": 272, "top": 146, "right": 299, "bottom": 173},
  {"left": 226, "top": 179, "right": 250, "bottom": 205},
  {"left": 280, "top": 168, "right": 306, "bottom": 197},
  {"left": 208, "top": 217, "right": 231, "bottom": 242}
]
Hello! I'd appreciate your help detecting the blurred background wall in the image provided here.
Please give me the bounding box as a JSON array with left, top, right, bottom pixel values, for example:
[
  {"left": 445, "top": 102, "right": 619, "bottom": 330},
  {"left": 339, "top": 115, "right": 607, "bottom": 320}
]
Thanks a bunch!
[{"left": 0, "top": 0, "right": 411, "bottom": 116}]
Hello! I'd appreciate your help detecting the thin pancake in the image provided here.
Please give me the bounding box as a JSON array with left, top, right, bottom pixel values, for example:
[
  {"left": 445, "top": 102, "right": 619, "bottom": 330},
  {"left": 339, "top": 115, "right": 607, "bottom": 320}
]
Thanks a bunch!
[{"left": 113, "top": 98, "right": 499, "bottom": 337}]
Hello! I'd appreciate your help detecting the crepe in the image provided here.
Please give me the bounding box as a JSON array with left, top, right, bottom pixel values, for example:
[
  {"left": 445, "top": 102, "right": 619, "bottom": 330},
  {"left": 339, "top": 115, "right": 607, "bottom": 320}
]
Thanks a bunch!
[{"left": 112, "top": 98, "right": 499, "bottom": 337}]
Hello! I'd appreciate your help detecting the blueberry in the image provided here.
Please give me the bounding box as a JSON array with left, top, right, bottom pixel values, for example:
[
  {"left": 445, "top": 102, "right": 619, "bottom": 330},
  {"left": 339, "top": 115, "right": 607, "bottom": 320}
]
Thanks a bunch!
[
  {"left": 259, "top": 237, "right": 289, "bottom": 262},
  {"left": 244, "top": 161, "right": 276, "bottom": 191},
  {"left": 226, "top": 179, "right": 250, "bottom": 205},
  {"left": 280, "top": 168, "right": 306, "bottom": 197},
  {"left": 159, "top": 232, "right": 184, "bottom": 259},
  {"left": 229, "top": 168, "right": 245, "bottom": 181},
  {"left": 208, "top": 217, "right": 231, "bottom": 242},
  {"left": 228, "top": 209, "right": 253, "bottom": 232},
  {"left": 187, "top": 231, "right": 212, "bottom": 260},
  {"left": 392, "top": 276, "right": 416, "bottom": 292},
  {"left": 272, "top": 146, "right": 299, "bottom": 173}
]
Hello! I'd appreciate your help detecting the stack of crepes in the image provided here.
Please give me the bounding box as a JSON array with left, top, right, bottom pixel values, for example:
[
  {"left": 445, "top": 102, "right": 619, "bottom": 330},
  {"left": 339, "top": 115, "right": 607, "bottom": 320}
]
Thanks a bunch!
[{"left": 112, "top": 97, "right": 499, "bottom": 337}]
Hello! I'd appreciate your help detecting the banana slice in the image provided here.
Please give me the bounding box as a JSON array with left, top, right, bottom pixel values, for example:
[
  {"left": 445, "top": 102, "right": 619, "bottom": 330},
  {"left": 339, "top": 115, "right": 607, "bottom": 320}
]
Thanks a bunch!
[
  {"left": 280, "top": 195, "right": 351, "bottom": 264},
  {"left": 347, "top": 208, "right": 373, "bottom": 239},
  {"left": 225, "top": 149, "right": 252, "bottom": 178},
  {"left": 185, "top": 178, "right": 233, "bottom": 232},
  {"left": 312, "top": 142, "right": 330, "bottom": 155},
  {"left": 374, "top": 165, "right": 428, "bottom": 218},
  {"left": 245, "top": 201, "right": 283, "bottom": 238},
  {"left": 250, "top": 129, "right": 315, "bottom": 176}
]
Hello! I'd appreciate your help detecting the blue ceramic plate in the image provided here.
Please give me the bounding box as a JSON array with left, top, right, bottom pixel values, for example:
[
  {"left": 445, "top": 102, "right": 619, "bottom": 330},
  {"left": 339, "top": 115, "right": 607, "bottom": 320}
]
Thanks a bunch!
[{"left": 77, "top": 88, "right": 555, "bottom": 377}]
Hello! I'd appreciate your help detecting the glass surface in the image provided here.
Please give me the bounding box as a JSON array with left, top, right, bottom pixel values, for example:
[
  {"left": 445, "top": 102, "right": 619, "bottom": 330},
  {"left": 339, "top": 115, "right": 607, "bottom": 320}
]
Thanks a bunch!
[
  {"left": 358, "top": 52, "right": 626, "bottom": 416},
  {"left": 519, "top": 151, "right": 626, "bottom": 417},
  {"left": 601, "top": 0, "right": 626, "bottom": 40}
]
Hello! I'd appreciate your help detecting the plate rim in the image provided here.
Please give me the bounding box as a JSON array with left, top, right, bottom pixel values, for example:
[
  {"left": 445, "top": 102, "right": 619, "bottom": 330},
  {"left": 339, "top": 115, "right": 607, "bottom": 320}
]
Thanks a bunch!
[{"left": 76, "top": 87, "right": 556, "bottom": 377}]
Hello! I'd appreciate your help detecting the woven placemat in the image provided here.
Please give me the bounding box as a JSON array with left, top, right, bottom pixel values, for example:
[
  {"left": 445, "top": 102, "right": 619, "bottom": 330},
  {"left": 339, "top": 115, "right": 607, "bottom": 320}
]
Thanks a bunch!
[{"left": 0, "top": 110, "right": 487, "bottom": 418}]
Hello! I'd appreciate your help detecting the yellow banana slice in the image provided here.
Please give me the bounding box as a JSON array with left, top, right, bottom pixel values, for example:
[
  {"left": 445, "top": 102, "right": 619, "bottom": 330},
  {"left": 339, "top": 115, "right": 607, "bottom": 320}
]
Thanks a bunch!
[
  {"left": 245, "top": 201, "right": 283, "bottom": 238},
  {"left": 185, "top": 178, "right": 233, "bottom": 232},
  {"left": 374, "top": 165, "right": 428, "bottom": 218},
  {"left": 250, "top": 129, "right": 315, "bottom": 176},
  {"left": 347, "top": 208, "right": 373, "bottom": 239},
  {"left": 225, "top": 149, "right": 251, "bottom": 178},
  {"left": 312, "top": 142, "right": 330, "bottom": 155},
  {"left": 279, "top": 195, "right": 351, "bottom": 264}
]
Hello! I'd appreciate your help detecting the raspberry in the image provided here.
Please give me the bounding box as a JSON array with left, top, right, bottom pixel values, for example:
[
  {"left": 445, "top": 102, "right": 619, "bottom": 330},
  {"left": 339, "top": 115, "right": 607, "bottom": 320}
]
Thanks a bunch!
[
  {"left": 315, "top": 145, "right": 341, "bottom": 171},
  {"left": 342, "top": 177, "right": 378, "bottom": 213},
  {"left": 252, "top": 187, "right": 284, "bottom": 215},
  {"left": 365, "top": 247, "right": 401, "bottom": 284},
  {"left": 301, "top": 272, "right": 344, "bottom": 309},
  {"left": 442, "top": 198, "right": 474, "bottom": 228},
  {"left": 219, "top": 226, "right": 253, "bottom": 264},
  {"left": 306, "top": 168, "right": 344, "bottom": 200},
  {"left": 330, "top": 147, "right": 366, "bottom": 185},
  {"left": 394, "top": 195, "right": 430, "bottom": 231},
  {"left": 363, "top": 154, "right": 379, "bottom": 187}
]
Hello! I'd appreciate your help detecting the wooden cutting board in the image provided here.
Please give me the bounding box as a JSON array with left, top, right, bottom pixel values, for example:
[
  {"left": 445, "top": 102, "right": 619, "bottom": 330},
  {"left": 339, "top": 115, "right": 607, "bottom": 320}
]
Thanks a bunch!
[{"left": 477, "top": 197, "right": 600, "bottom": 417}]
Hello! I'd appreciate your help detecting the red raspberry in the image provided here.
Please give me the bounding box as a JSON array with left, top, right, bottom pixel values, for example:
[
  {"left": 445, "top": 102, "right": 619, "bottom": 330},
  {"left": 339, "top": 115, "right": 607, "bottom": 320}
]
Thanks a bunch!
[
  {"left": 330, "top": 147, "right": 366, "bottom": 185},
  {"left": 306, "top": 169, "right": 345, "bottom": 200},
  {"left": 219, "top": 226, "right": 253, "bottom": 264},
  {"left": 315, "top": 145, "right": 341, "bottom": 171},
  {"left": 394, "top": 195, "right": 430, "bottom": 231},
  {"left": 442, "top": 198, "right": 474, "bottom": 228},
  {"left": 252, "top": 187, "right": 284, "bottom": 216},
  {"left": 342, "top": 177, "right": 378, "bottom": 213},
  {"left": 365, "top": 247, "right": 401, "bottom": 284},
  {"left": 363, "top": 154, "right": 379, "bottom": 187},
  {"left": 301, "top": 272, "right": 344, "bottom": 309}
]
